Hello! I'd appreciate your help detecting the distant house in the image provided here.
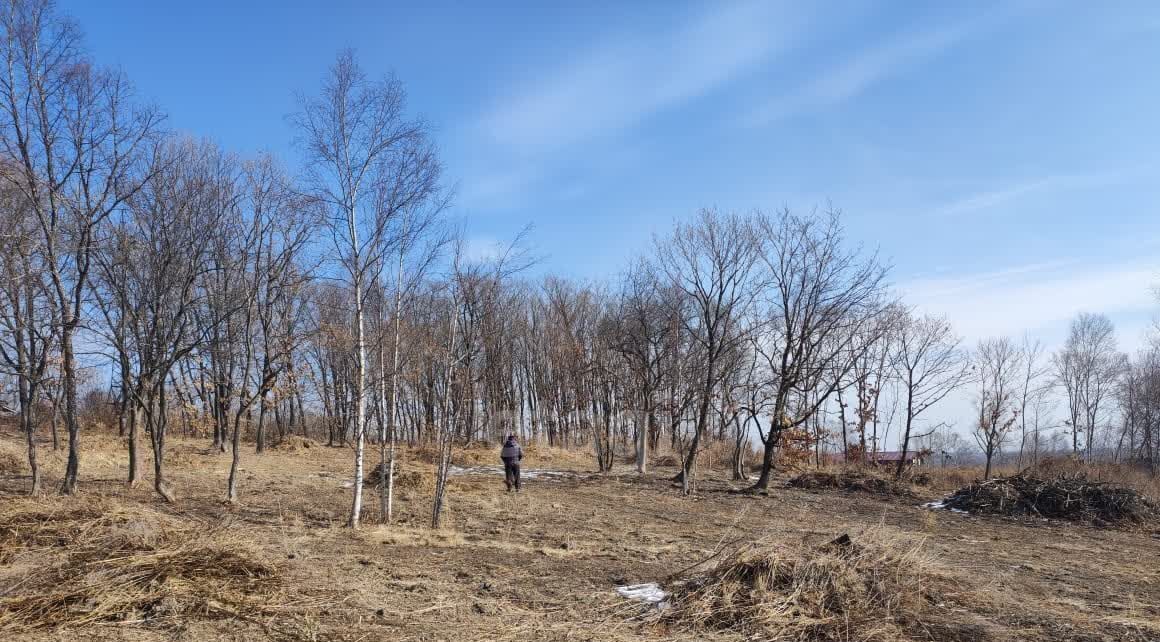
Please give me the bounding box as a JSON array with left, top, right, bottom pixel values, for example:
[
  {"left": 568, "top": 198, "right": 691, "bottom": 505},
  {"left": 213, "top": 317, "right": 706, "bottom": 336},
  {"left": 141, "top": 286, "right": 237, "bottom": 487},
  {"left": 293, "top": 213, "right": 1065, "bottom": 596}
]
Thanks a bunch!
[{"left": 868, "top": 450, "right": 925, "bottom": 467}]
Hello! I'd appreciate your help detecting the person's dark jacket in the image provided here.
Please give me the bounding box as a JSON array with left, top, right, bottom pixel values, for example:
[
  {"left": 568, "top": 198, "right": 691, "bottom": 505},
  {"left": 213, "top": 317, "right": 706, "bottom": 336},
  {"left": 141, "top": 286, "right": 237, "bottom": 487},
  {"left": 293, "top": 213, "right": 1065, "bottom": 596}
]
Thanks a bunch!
[{"left": 500, "top": 438, "right": 522, "bottom": 461}]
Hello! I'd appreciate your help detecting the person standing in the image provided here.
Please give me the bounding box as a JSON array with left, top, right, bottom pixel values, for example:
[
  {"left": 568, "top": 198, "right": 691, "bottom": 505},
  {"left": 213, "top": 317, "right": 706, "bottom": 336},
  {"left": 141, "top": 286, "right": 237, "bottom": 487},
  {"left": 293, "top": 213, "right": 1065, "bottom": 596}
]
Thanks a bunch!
[{"left": 500, "top": 434, "right": 523, "bottom": 492}]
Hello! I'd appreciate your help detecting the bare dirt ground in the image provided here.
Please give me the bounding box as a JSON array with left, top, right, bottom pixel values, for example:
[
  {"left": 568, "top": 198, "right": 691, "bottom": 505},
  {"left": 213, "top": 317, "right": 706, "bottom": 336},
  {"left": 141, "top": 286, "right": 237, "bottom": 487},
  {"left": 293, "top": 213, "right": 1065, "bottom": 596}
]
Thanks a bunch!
[{"left": 1, "top": 430, "right": 1158, "bottom": 641}]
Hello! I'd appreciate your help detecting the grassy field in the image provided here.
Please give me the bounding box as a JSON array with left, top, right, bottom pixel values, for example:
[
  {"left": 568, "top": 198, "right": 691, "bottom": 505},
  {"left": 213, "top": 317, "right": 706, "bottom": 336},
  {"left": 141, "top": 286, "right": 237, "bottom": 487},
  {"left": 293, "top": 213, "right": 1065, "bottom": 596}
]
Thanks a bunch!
[{"left": 1, "top": 430, "right": 1158, "bottom": 641}]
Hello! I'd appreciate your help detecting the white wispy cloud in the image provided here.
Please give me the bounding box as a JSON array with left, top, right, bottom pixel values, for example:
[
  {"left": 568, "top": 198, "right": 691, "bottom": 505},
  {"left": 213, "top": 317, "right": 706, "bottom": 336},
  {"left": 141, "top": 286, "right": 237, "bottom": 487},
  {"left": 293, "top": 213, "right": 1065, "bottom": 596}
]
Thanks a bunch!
[
  {"left": 744, "top": 3, "right": 1038, "bottom": 127},
  {"left": 928, "top": 170, "right": 1139, "bottom": 218},
  {"left": 463, "top": 236, "right": 505, "bottom": 263},
  {"left": 900, "top": 259, "right": 1159, "bottom": 344},
  {"left": 458, "top": 167, "right": 540, "bottom": 210},
  {"left": 746, "top": 24, "right": 972, "bottom": 126},
  {"left": 477, "top": 1, "right": 813, "bottom": 152}
]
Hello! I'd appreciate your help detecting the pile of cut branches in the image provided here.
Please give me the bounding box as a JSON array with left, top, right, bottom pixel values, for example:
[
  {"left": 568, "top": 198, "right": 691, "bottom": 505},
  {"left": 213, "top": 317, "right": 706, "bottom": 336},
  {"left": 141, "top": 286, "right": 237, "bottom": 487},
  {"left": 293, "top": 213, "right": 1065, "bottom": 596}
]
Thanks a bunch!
[
  {"left": 788, "top": 469, "right": 916, "bottom": 498},
  {"left": 941, "top": 472, "right": 1156, "bottom": 523}
]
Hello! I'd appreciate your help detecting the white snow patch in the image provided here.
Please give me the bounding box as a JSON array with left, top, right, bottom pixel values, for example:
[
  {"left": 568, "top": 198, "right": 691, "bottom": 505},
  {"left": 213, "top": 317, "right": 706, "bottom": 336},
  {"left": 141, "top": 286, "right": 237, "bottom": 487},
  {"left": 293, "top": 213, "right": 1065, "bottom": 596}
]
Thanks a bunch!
[
  {"left": 616, "top": 583, "right": 668, "bottom": 606},
  {"left": 921, "top": 499, "right": 968, "bottom": 514},
  {"left": 447, "top": 465, "right": 588, "bottom": 481}
]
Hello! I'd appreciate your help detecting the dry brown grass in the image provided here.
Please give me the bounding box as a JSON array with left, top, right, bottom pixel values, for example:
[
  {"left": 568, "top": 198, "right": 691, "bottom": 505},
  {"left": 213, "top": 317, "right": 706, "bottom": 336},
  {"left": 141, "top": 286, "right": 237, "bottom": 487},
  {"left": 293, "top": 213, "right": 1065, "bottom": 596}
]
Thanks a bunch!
[
  {"left": 2, "top": 428, "right": 1158, "bottom": 642},
  {"left": 0, "top": 498, "right": 280, "bottom": 631},
  {"left": 0, "top": 449, "right": 24, "bottom": 475},
  {"left": 917, "top": 466, "right": 980, "bottom": 491},
  {"left": 659, "top": 527, "right": 976, "bottom": 641}
]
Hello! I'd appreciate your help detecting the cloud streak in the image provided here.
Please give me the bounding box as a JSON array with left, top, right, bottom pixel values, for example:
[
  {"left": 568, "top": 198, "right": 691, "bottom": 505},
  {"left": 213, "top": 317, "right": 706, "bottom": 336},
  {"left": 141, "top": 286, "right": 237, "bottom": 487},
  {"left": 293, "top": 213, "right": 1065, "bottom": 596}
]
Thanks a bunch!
[
  {"left": 746, "top": 23, "right": 974, "bottom": 127},
  {"left": 900, "top": 259, "right": 1159, "bottom": 344},
  {"left": 743, "top": 3, "right": 1039, "bottom": 127},
  {"left": 477, "top": 1, "right": 812, "bottom": 152},
  {"left": 927, "top": 168, "right": 1148, "bottom": 218}
]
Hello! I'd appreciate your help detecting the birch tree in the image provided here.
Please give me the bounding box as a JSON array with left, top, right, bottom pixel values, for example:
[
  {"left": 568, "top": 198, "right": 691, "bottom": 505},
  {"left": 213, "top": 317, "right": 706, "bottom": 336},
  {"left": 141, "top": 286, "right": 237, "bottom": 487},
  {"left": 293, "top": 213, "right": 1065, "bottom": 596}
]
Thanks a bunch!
[
  {"left": 294, "top": 51, "right": 435, "bottom": 528},
  {"left": 1016, "top": 334, "right": 1050, "bottom": 466},
  {"left": 1053, "top": 313, "right": 1122, "bottom": 460}
]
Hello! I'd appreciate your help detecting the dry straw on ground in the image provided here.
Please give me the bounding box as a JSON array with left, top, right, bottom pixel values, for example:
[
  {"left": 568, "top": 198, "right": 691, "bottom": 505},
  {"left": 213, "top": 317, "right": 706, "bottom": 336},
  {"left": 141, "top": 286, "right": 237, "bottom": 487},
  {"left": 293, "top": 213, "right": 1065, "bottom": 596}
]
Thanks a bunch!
[
  {"left": 0, "top": 498, "right": 280, "bottom": 631},
  {"left": 0, "top": 449, "right": 23, "bottom": 475},
  {"left": 658, "top": 528, "right": 974, "bottom": 642}
]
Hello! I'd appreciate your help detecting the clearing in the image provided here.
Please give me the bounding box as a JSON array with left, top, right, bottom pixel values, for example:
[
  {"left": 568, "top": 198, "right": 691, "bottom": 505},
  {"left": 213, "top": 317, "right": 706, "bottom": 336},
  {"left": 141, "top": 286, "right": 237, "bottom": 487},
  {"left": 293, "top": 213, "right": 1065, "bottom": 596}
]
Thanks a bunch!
[{"left": 1, "top": 432, "right": 1158, "bottom": 641}]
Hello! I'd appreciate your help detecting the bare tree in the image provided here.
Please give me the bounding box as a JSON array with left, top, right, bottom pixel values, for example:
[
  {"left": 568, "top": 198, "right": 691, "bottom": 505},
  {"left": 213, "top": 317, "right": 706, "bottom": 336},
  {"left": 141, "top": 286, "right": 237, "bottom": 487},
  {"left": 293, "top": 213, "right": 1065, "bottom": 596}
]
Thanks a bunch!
[
  {"left": 374, "top": 157, "right": 446, "bottom": 524},
  {"left": 0, "top": 177, "right": 55, "bottom": 494},
  {"left": 93, "top": 138, "right": 227, "bottom": 502},
  {"left": 222, "top": 155, "right": 316, "bottom": 504},
  {"left": 608, "top": 261, "right": 668, "bottom": 474},
  {"left": 1053, "top": 313, "right": 1122, "bottom": 460},
  {"left": 748, "top": 209, "right": 888, "bottom": 490},
  {"left": 1016, "top": 333, "right": 1050, "bottom": 467},
  {"left": 654, "top": 209, "right": 762, "bottom": 494},
  {"left": 0, "top": 0, "right": 162, "bottom": 494},
  {"left": 1118, "top": 347, "right": 1160, "bottom": 474},
  {"left": 890, "top": 314, "right": 970, "bottom": 479},
  {"left": 293, "top": 51, "right": 434, "bottom": 528},
  {"left": 974, "top": 337, "right": 1022, "bottom": 479}
]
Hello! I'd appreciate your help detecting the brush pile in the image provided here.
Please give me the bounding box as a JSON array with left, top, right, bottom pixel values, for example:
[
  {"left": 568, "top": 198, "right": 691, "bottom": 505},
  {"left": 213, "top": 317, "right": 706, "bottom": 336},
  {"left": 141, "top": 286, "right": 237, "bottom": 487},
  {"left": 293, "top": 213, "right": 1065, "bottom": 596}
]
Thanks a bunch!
[
  {"left": 659, "top": 530, "right": 968, "bottom": 641},
  {"left": 789, "top": 469, "right": 916, "bottom": 498},
  {"left": 364, "top": 461, "right": 432, "bottom": 491},
  {"left": 941, "top": 472, "right": 1156, "bottom": 523},
  {"left": 0, "top": 499, "right": 280, "bottom": 630},
  {"left": 271, "top": 435, "right": 320, "bottom": 452}
]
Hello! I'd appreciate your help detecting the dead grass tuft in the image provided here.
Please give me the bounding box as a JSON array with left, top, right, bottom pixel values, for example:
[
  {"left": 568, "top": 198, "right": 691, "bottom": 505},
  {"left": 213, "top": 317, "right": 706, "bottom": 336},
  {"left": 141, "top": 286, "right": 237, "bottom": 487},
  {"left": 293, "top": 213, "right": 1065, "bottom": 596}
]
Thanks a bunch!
[
  {"left": 660, "top": 529, "right": 974, "bottom": 641},
  {"left": 0, "top": 499, "right": 279, "bottom": 630},
  {"left": 0, "top": 449, "right": 24, "bottom": 475},
  {"left": 918, "top": 467, "right": 979, "bottom": 491}
]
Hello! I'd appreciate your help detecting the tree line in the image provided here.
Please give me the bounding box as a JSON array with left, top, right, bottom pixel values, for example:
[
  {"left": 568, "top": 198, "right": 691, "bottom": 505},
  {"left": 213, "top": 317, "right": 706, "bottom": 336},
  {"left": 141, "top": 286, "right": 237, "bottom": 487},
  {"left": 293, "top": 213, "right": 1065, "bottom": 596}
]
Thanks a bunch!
[{"left": 1, "top": 0, "right": 1157, "bottom": 528}]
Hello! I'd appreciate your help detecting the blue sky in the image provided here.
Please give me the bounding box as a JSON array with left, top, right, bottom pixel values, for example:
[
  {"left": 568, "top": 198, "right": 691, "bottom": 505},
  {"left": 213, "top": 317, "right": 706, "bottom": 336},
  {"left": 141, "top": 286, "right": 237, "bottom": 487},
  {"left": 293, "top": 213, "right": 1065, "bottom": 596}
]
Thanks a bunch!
[{"left": 63, "top": 0, "right": 1160, "bottom": 352}]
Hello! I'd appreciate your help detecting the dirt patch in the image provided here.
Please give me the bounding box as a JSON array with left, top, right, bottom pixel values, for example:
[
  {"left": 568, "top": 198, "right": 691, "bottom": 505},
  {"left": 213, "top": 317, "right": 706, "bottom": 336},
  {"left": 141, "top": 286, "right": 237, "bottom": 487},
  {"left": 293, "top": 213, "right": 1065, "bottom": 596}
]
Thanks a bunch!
[
  {"left": 939, "top": 473, "right": 1157, "bottom": 524},
  {"left": 788, "top": 469, "right": 917, "bottom": 498}
]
